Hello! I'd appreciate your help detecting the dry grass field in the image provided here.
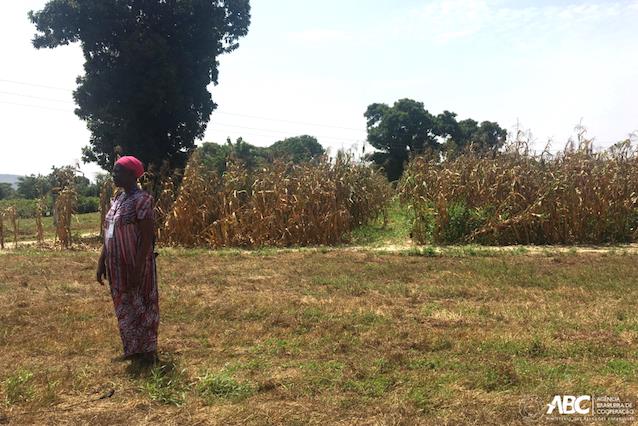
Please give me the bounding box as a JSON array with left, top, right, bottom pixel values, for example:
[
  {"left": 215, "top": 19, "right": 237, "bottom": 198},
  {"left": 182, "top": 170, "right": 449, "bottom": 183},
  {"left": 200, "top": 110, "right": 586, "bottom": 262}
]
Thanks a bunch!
[{"left": 1, "top": 245, "right": 637, "bottom": 425}]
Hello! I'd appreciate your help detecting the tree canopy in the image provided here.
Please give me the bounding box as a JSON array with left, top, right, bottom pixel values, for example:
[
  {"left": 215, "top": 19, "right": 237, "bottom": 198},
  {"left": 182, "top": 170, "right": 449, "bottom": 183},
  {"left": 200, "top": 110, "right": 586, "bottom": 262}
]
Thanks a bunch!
[
  {"left": 198, "top": 135, "right": 326, "bottom": 176},
  {"left": 364, "top": 99, "right": 507, "bottom": 180},
  {"left": 365, "top": 99, "right": 439, "bottom": 181},
  {"left": 15, "top": 168, "right": 99, "bottom": 200},
  {"left": 0, "top": 183, "right": 16, "bottom": 200},
  {"left": 29, "top": 0, "right": 251, "bottom": 173},
  {"left": 17, "top": 174, "right": 51, "bottom": 199},
  {"left": 268, "top": 135, "right": 325, "bottom": 163}
]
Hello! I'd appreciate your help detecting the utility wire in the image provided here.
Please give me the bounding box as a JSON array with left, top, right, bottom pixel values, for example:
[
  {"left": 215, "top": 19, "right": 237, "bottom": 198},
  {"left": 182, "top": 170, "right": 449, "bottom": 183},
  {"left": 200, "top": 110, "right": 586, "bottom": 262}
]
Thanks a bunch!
[
  {"left": 0, "top": 90, "right": 73, "bottom": 104},
  {"left": 208, "top": 126, "right": 362, "bottom": 145},
  {"left": 0, "top": 78, "right": 364, "bottom": 131},
  {"left": 0, "top": 78, "right": 73, "bottom": 92},
  {"left": 211, "top": 122, "right": 361, "bottom": 143},
  {"left": 0, "top": 100, "right": 73, "bottom": 113},
  {"left": 0, "top": 99, "right": 364, "bottom": 144},
  {"left": 213, "top": 111, "right": 362, "bottom": 131}
]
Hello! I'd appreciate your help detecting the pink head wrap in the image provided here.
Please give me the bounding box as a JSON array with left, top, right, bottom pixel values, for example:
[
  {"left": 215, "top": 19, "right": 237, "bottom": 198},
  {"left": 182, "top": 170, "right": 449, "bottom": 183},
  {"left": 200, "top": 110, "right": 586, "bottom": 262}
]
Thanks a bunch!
[{"left": 115, "top": 156, "right": 145, "bottom": 179}]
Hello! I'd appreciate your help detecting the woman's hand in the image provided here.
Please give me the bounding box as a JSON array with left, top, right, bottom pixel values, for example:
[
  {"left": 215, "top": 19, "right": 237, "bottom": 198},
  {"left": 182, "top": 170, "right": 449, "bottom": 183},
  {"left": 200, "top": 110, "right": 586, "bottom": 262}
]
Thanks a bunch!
[{"left": 96, "top": 254, "right": 107, "bottom": 285}]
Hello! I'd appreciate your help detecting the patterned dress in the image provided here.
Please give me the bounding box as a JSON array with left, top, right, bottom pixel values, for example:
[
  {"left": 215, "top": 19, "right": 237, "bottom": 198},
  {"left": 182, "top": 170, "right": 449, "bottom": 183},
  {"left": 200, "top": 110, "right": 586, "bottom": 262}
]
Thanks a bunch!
[{"left": 104, "top": 187, "right": 159, "bottom": 357}]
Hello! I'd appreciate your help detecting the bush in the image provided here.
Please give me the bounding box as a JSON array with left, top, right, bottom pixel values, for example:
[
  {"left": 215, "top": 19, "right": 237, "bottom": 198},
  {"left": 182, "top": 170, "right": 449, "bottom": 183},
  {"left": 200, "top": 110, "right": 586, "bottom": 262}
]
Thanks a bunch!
[
  {"left": 0, "top": 198, "right": 51, "bottom": 218},
  {"left": 76, "top": 196, "right": 100, "bottom": 214}
]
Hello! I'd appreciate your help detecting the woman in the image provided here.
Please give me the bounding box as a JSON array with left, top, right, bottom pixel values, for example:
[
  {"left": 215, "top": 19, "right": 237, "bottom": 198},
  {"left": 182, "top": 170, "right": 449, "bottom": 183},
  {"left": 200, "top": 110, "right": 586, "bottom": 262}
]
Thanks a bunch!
[{"left": 96, "top": 156, "right": 159, "bottom": 365}]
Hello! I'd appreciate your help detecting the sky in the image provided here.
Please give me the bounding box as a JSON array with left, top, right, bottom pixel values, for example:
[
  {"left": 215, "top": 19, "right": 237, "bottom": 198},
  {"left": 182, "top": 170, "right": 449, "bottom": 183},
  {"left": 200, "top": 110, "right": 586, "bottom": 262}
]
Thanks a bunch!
[{"left": 1, "top": 0, "right": 637, "bottom": 180}]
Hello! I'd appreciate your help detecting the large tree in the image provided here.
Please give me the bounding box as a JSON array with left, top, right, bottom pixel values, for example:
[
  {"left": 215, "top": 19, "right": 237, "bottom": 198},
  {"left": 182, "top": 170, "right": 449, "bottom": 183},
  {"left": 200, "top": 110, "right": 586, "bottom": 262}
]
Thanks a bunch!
[
  {"left": 17, "top": 174, "right": 51, "bottom": 199},
  {"left": 365, "top": 99, "right": 507, "bottom": 180},
  {"left": 364, "top": 99, "right": 441, "bottom": 181},
  {"left": 198, "top": 135, "right": 325, "bottom": 176},
  {"left": 29, "top": 0, "right": 251, "bottom": 172},
  {"left": 269, "top": 135, "right": 325, "bottom": 163},
  {"left": 454, "top": 119, "right": 507, "bottom": 154}
]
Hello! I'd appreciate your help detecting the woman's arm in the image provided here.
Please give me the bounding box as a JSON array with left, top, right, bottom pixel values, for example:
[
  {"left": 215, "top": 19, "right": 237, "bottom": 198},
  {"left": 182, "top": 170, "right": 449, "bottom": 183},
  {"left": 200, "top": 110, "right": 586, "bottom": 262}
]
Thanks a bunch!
[
  {"left": 129, "top": 218, "right": 154, "bottom": 290},
  {"left": 96, "top": 244, "right": 107, "bottom": 285}
]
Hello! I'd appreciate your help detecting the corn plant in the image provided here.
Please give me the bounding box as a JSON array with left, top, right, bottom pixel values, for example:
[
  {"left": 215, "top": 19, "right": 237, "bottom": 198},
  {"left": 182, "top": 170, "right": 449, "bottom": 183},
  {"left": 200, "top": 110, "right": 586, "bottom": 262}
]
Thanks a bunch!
[
  {"left": 6, "top": 206, "right": 18, "bottom": 249},
  {"left": 35, "top": 197, "right": 46, "bottom": 245},
  {"left": 400, "top": 131, "right": 638, "bottom": 245},
  {"left": 163, "top": 151, "right": 392, "bottom": 248}
]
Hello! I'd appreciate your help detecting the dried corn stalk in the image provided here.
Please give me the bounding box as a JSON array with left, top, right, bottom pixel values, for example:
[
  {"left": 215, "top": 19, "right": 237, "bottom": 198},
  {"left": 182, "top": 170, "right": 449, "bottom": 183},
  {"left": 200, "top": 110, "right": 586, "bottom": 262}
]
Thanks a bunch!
[
  {"left": 163, "top": 151, "right": 391, "bottom": 248},
  {"left": 0, "top": 210, "right": 4, "bottom": 250},
  {"left": 35, "top": 197, "right": 45, "bottom": 245},
  {"left": 55, "top": 188, "right": 77, "bottom": 249},
  {"left": 400, "top": 131, "right": 638, "bottom": 245},
  {"left": 6, "top": 206, "right": 18, "bottom": 249}
]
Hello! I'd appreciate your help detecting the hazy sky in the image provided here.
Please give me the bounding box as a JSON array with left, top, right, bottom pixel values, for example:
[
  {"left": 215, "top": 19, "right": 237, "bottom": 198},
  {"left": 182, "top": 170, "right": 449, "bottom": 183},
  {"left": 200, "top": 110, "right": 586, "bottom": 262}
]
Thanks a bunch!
[{"left": 1, "top": 0, "right": 637, "bottom": 179}]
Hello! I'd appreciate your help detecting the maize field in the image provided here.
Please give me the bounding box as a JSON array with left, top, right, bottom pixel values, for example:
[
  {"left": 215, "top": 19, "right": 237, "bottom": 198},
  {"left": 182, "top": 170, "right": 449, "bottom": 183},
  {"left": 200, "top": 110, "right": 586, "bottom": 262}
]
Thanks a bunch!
[
  {"left": 162, "top": 152, "right": 392, "bottom": 247},
  {"left": 400, "top": 134, "right": 638, "bottom": 245}
]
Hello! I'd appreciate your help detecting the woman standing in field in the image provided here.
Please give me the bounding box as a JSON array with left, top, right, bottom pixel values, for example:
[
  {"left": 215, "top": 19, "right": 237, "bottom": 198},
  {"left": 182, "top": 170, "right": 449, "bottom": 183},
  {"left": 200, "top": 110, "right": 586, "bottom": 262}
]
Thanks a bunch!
[{"left": 96, "top": 156, "right": 159, "bottom": 366}]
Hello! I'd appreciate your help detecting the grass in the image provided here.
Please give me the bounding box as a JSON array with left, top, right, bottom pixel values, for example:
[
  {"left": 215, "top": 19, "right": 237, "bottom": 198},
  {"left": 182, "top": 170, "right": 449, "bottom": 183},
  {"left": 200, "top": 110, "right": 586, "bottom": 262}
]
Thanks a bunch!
[
  {"left": 141, "top": 361, "right": 187, "bottom": 406},
  {"left": 196, "top": 371, "right": 254, "bottom": 403},
  {"left": 3, "top": 370, "right": 34, "bottom": 405},
  {"left": 0, "top": 246, "right": 637, "bottom": 423},
  {"left": 347, "top": 197, "right": 412, "bottom": 247}
]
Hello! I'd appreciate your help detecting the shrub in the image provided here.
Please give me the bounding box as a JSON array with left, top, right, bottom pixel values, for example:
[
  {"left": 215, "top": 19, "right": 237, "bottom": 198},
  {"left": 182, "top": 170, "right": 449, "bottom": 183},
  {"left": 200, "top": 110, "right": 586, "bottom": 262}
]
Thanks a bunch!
[{"left": 76, "top": 196, "right": 99, "bottom": 214}]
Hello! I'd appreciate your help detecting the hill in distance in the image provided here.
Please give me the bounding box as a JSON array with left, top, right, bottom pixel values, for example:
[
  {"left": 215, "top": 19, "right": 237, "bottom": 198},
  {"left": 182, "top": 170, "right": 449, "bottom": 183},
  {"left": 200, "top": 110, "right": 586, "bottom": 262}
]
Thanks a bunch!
[{"left": 0, "top": 174, "right": 22, "bottom": 188}]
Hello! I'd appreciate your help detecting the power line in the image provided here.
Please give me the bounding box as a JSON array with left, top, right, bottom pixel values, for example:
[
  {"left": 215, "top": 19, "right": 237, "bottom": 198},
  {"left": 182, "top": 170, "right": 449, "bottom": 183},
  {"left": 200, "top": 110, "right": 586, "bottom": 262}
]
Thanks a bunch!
[
  {"left": 0, "top": 100, "right": 73, "bottom": 113},
  {"left": 0, "top": 78, "right": 73, "bottom": 92},
  {"left": 211, "top": 122, "right": 361, "bottom": 143},
  {"left": 0, "top": 100, "right": 363, "bottom": 143},
  {"left": 0, "top": 90, "right": 73, "bottom": 104},
  {"left": 213, "top": 111, "right": 362, "bottom": 131},
  {"left": 207, "top": 126, "right": 361, "bottom": 145},
  {"left": 0, "top": 77, "right": 365, "bottom": 131}
]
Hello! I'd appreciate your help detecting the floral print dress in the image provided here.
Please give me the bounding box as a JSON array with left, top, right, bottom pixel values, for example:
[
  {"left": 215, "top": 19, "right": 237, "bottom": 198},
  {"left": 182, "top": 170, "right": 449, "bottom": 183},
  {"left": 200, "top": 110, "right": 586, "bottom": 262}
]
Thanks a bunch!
[{"left": 104, "top": 187, "right": 159, "bottom": 357}]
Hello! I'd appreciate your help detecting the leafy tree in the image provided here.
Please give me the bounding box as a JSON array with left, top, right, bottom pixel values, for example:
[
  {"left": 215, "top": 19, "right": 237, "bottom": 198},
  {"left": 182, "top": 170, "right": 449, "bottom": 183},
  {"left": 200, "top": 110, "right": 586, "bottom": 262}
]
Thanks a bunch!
[
  {"left": 199, "top": 141, "right": 233, "bottom": 176},
  {"left": 227, "top": 137, "right": 269, "bottom": 170},
  {"left": 435, "top": 111, "right": 463, "bottom": 144},
  {"left": 199, "top": 138, "right": 268, "bottom": 176},
  {"left": 29, "top": 0, "right": 251, "bottom": 173},
  {"left": 198, "top": 135, "right": 325, "bottom": 175},
  {"left": 0, "top": 183, "right": 16, "bottom": 200},
  {"left": 365, "top": 99, "right": 508, "bottom": 178},
  {"left": 470, "top": 121, "right": 507, "bottom": 151},
  {"left": 17, "top": 175, "right": 51, "bottom": 199},
  {"left": 74, "top": 175, "right": 99, "bottom": 197},
  {"left": 443, "top": 119, "right": 507, "bottom": 158},
  {"left": 364, "top": 99, "right": 441, "bottom": 181},
  {"left": 269, "top": 135, "right": 325, "bottom": 163},
  {"left": 94, "top": 173, "right": 111, "bottom": 191}
]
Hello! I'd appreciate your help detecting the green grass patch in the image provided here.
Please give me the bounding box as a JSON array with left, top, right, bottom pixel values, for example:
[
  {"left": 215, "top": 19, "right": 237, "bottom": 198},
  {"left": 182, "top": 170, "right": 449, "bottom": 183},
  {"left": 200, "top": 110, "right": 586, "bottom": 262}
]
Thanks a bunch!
[
  {"left": 196, "top": 371, "right": 254, "bottom": 403},
  {"left": 3, "top": 369, "right": 35, "bottom": 405}
]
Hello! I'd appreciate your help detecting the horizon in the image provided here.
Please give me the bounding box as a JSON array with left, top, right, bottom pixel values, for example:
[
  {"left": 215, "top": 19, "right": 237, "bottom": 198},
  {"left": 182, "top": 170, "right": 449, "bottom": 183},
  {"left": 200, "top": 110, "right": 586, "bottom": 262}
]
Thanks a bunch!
[{"left": 1, "top": 0, "right": 637, "bottom": 179}]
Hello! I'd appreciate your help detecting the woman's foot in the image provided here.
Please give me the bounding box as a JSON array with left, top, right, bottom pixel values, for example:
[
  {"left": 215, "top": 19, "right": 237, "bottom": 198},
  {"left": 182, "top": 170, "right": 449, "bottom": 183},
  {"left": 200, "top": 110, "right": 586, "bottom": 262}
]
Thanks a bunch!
[
  {"left": 111, "top": 353, "right": 141, "bottom": 363},
  {"left": 136, "top": 351, "right": 159, "bottom": 367}
]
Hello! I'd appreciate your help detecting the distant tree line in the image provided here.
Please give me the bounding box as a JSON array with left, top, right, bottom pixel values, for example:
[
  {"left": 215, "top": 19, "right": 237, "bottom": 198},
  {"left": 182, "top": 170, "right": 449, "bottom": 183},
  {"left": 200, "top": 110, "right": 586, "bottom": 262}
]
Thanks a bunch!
[
  {"left": 0, "top": 166, "right": 106, "bottom": 216},
  {"left": 365, "top": 98, "right": 507, "bottom": 181},
  {"left": 0, "top": 168, "right": 106, "bottom": 201},
  {"left": 198, "top": 135, "right": 325, "bottom": 175}
]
